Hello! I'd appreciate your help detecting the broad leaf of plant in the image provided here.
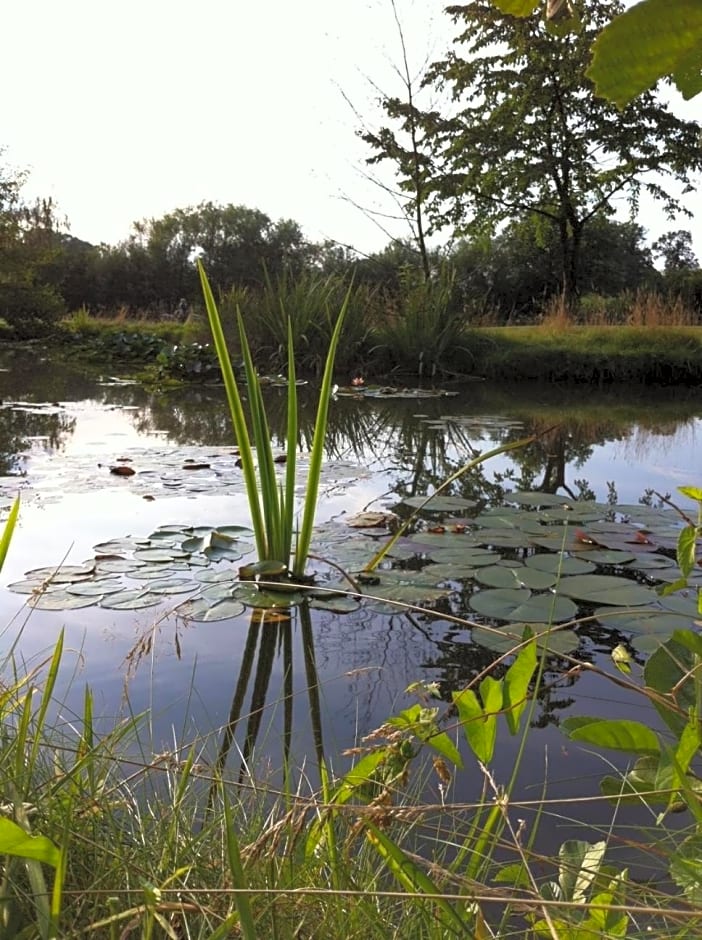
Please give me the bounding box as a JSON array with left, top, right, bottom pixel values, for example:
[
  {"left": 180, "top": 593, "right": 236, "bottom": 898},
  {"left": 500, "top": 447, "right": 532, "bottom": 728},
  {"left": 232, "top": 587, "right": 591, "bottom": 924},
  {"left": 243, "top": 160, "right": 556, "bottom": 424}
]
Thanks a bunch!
[
  {"left": 645, "top": 631, "right": 701, "bottom": 736},
  {"left": 0, "top": 817, "right": 60, "bottom": 867},
  {"left": 676, "top": 525, "right": 698, "bottom": 579},
  {"left": 489, "top": 0, "right": 540, "bottom": 14},
  {"left": 558, "top": 839, "right": 606, "bottom": 903},
  {"left": 561, "top": 717, "right": 660, "bottom": 755},
  {"left": 453, "top": 686, "right": 497, "bottom": 765},
  {"left": 587, "top": 0, "right": 702, "bottom": 107},
  {"left": 386, "top": 704, "right": 463, "bottom": 768},
  {"left": 503, "top": 637, "right": 537, "bottom": 735}
]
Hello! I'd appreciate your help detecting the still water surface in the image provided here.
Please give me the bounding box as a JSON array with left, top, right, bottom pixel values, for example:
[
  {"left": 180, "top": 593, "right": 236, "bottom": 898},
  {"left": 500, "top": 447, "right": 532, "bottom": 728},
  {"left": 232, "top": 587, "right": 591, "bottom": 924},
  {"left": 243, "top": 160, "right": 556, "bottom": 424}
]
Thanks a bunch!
[{"left": 2, "top": 347, "right": 701, "bottom": 865}]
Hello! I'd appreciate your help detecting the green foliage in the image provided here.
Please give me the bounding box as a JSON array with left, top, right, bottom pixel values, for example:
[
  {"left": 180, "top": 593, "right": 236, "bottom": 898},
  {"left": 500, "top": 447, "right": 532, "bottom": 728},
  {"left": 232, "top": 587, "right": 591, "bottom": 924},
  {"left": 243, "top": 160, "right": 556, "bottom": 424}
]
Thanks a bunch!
[
  {"left": 588, "top": 0, "right": 702, "bottom": 107},
  {"left": 370, "top": 0, "right": 701, "bottom": 301},
  {"left": 371, "top": 265, "right": 468, "bottom": 375},
  {"left": 0, "top": 497, "right": 19, "bottom": 572},
  {"left": 198, "top": 261, "right": 349, "bottom": 576},
  {"left": 154, "top": 341, "right": 220, "bottom": 381}
]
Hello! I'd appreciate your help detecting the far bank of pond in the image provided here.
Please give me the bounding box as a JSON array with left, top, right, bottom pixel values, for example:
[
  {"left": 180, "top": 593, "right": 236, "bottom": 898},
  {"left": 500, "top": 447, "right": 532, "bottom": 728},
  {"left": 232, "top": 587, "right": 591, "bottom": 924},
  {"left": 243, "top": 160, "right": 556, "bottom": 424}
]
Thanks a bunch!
[{"left": 32, "top": 316, "right": 702, "bottom": 386}]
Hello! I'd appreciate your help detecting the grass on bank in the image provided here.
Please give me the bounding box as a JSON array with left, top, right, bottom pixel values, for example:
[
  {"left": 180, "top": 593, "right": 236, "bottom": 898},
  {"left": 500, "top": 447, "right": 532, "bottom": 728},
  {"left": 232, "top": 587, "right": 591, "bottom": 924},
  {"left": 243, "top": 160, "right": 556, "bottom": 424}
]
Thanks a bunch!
[{"left": 2, "top": 602, "right": 702, "bottom": 939}]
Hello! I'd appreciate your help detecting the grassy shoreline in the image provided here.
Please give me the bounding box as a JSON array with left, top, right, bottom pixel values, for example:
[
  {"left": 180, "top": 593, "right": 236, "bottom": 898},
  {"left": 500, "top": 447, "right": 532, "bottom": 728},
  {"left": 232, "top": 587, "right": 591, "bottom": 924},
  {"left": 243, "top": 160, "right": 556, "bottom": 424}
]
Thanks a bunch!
[{"left": 44, "top": 315, "right": 702, "bottom": 386}]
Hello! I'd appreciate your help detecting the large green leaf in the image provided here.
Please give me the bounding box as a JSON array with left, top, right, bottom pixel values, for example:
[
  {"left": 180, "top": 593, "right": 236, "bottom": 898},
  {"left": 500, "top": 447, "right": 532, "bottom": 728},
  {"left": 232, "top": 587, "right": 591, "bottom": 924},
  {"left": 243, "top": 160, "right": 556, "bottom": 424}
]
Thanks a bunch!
[
  {"left": 489, "top": 0, "right": 540, "bottom": 14},
  {"left": 474, "top": 622, "right": 579, "bottom": 656},
  {"left": 0, "top": 818, "right": 60, "bottom": 867},
  {"left": 556, "top": 574, "right": 656, "bottom": 606},
  {"left": 561, "top": 716, "right": 660, "bottom": 754},
  {"left": 587, "top": 0, "right": 702, "bottom": 107},
  {"left": 469, "top": 588, "right": 577, "bottom": 623}
]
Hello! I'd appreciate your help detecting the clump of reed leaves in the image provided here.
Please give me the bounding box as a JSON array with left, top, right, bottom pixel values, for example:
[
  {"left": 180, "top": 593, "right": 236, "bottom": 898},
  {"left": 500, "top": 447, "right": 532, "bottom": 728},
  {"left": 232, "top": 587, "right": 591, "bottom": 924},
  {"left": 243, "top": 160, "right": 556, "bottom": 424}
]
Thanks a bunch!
[
  {"left": 371, "top": 264, "right": 471, "bottom": 377},
  {"left": 198, "top": 261, "right": 349, "bottom": 579},
  {"left": 216, "top": 267, "right": 375, "bottom": 374}
]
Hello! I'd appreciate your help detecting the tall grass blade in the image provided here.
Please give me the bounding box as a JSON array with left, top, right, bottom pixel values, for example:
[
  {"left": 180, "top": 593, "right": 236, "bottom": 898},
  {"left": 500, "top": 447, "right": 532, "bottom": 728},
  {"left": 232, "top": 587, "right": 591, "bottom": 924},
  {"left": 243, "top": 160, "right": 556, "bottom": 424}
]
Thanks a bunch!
[
  {"left": 0, "top": 497, "right": 19, "bottom": 572},
  {"left": 221, "top": 786, "right": 257, "bottom": 940},
  {"left": 293, "top": 287, "right": 352, "bottom": 575},
  {"left": 198, "top": 261, "right": 267, "bottom": 559},
  {"left": 365, "top": 822, "right": 476, "bottom": 937}
]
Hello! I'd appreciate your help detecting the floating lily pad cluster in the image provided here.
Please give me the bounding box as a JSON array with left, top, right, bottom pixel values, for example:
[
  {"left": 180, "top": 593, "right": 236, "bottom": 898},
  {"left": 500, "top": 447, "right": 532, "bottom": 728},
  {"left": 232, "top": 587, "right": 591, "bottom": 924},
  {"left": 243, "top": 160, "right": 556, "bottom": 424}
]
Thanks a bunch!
[{"left": 5, "top": 488, "right": 700, "bottom": 659}]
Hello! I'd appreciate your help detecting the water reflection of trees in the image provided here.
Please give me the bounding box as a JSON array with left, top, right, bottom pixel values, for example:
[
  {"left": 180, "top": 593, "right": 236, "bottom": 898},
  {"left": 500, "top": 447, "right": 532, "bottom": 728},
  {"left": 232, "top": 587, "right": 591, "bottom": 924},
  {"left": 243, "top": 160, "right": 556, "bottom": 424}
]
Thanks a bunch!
[
  {"left": 120, "top": 381, "right": 702, "bottom": 507},
  {"left": 0, "top": 407, "right": 77, "bottom": 475}
]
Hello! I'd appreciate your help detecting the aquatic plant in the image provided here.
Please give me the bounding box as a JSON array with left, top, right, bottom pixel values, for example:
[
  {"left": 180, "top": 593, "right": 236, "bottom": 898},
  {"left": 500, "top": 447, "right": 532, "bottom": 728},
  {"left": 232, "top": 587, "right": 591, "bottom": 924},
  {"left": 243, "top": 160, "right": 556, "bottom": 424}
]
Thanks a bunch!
[{"left": 198, "top": 260, "right": 350, "bottom": 578}]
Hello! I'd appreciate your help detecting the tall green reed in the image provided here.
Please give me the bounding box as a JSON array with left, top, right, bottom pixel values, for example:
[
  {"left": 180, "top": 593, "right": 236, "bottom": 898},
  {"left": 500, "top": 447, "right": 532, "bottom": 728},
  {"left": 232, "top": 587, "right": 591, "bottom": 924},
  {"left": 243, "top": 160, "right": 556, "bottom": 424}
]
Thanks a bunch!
[{"left": 198, "top": 260, "right": 350, "bottom": 577}]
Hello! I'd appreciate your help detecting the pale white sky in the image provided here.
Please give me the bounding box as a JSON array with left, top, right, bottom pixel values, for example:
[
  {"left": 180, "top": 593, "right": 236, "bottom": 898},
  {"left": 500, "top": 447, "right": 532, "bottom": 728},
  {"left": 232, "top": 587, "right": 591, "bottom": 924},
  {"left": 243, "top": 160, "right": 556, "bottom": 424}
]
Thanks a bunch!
[{"left": 2, "top": 0, "right": 700, "bottom": 258}]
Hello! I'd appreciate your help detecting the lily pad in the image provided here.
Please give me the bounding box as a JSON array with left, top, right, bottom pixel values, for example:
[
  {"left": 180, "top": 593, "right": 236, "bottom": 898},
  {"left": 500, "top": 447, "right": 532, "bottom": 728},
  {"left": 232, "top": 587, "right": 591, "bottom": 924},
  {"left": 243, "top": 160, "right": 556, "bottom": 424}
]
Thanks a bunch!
[
  {"left": 476, "top": 565, "right": 557, "bottom": 590},
  {"left": 594, "top": 606, "right": 694, "bottom": 634},
  {"left": 401, "top": 495, "right": 477, "bottom": 513},
  {"left": 556, "top": 575, "right": 657, "bottom": 607},
  {"left": 525, "top": 553, "right": 596, "bottom": 576},
  {"left": 66, "top": 581, "right": 125, "bottom": 596},
  {"left": 24, "top": 564, "right": 95, "bottom": 581},
  {"left": 507, "top": 492, "right": 575, "bottom": 508},
  {"left": 473, "top": 622, "right": 580, "bottom": 656},
  {"left": 29, "top": 591, "right": 101, "bottom": 610},
  {"left": 134, "top": 548, "right": 181, "bottom": 563},
  {"left": 175, "top": 596, "right": 247, "bottom": 622},
  {"left": 99, "top": 590, "right": 164, "bottom": 610},
  {"left": 469, "top": 588, "right": 577, "bottom": 623},
  {"left": 576, "top": 549, "right": 636, "bottom": 566},
  {"left": 234, "top": 584, "right": 307, "bottom": 609},
  {"left": 309, "top": 595, "right": 361, "bottom": 613},
  {"left": 422, "top": 563, "right": 478, "bottom": 583}
]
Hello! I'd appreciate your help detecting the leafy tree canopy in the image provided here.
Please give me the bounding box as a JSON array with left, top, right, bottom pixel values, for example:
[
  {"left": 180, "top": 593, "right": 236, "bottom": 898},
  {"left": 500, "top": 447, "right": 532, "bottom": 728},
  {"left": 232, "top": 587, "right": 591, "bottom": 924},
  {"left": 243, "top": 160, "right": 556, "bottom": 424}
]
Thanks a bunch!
[
  {"left": 368, "top": 0, "right": 701, "bottom": 301},
  {"left": 489, "top": 0, "right": 702, "bottom": 107}
]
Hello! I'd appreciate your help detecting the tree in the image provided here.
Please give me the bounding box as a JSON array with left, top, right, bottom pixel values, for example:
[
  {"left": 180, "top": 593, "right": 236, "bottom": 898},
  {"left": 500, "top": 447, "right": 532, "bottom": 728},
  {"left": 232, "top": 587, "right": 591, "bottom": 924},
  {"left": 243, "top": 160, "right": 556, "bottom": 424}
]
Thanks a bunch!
[
  {"left": 652, "top": 230, "right": 699, "bottom": 273},
  {"left": 360, "top": 0, "right": 435, "bottom": 279},
  {"left": 369, "top": 1, "right": 701, "bottom": 304},
  {"left": 0, "top": 153, "right": 66, "bottom": 336},
  {"left": 488, "top": 0, "right": 702, "bottom": 108}
]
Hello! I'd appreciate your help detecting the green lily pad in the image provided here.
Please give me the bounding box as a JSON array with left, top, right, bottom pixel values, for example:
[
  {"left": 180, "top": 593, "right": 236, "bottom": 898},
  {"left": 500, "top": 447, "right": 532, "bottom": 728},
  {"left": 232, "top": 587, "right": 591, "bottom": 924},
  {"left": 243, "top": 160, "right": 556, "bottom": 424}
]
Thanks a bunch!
[
  {"left": 594, "top": 606, "right": 693, "bottom": 632},
  {"left": 309, "top": 595, "right": 361, "bottom": 613},
  {"left": 195, "top": 569, "right": 238, "bottom": 584},
  {"left": 473, "top": 622, "right": 579, "bottom": 656},
  {"left": 175, "top": 596, "right": 247, "bottom": 622},
  {"left": 24, "top": 564, "right": 95, "bottom": 581},
  {"left": 473, "top": 529, "right": 533, "bottom": 549},
  {"left": 469, "top": 588, "right": 577, "bottom": 623},
  {"left": 147, "top": 579, "right": 199, "bottom": 595},
  {"left": 204, "top": 545, "right": 245, "bottom": 562},
  {"left": 577, "top": 549, "right": 636, "bottom": 565},
  {"left": 94, "top": 558, "right": 146, "bottom": 574},
  {"left": 93, "top": 538, "right": 140, "bottom": 554},
  {"left": 8, "top": 579, "right": 57, "bottom": 595},
  {"left": 181, "top": 536, "right": 207, "bottom": 553},
  {"left": 133, "top": 548, "right": 181, "bottom": 563},
  {"left": 216, "top": 525, "right": 255, "bottom": 538},
  {"left": 476, "top": 566, "right": 557, "bottom": 590},
  {"left": 234, "top": 584, "right": 306, "bottom": 609},
  {"left": 423, "top": 563, "right": 477, "bottom": 583},
  {"left": 29, "top": 591, "right": 100, "bottom": 610},
  {"left": 525, "top": 553, "right": 596, "bottom": 576},
  {"left": 99, "top": 590, "right": 163, "bottom": 610},
  {"left": 507, "top": 492, "right": 575, "bottom": 508},
  {"left": 401, "top": 495, "right": 477, "bottom": 513},
  {"left": 556, "top": 575, "right": 657, "bottom": 606},
  {"left": 659, "top": 593, "right": 702, "bottom": 618},
  {"left": 66, "top": 581, "right": 125, "bottom": 596}
]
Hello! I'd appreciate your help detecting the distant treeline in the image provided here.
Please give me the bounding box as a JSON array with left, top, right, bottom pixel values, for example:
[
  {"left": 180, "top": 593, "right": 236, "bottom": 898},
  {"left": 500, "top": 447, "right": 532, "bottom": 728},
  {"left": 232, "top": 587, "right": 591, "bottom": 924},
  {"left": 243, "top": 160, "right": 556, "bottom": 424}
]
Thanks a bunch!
[{"left": 1, "top": 194, "right": 701, "bottom": 340}]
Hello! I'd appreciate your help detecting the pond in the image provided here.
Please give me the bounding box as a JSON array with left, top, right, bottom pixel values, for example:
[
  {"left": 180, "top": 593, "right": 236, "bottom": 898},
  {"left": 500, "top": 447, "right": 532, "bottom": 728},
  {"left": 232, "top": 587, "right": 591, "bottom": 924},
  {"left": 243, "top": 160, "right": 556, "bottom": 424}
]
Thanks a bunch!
[{"left": 2, "top": 345, "right": 702, "bottom": 871}]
